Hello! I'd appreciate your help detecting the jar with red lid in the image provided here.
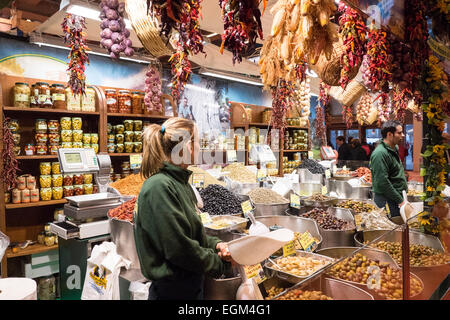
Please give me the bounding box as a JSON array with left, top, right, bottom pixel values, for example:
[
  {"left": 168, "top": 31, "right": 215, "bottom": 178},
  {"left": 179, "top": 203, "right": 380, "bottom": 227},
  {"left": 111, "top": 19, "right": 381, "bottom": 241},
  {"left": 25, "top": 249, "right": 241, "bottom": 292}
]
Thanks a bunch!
[
  {"left": 30, "top": 189, "right": 39, "bottom": 202},
  {"left": 36, "top": 145, "right": 47, "bottom": 155},
  {"left": 24, "top": 144, "right": 35, "bottom": 156},
  {"left": 131, "top": 91, "right": 143, "bottom": 114},
  {"left": 105, "top": 89, "right": 118, "bottom": 113},
  {"left": 73, "top": 174, "right": 84, "bottom": 185},
  {"left": 118, "top": 90, "right": 131, "bottom": 114},
  {"left": 73, "top": 185, "right": 83, "bottom": 196}
]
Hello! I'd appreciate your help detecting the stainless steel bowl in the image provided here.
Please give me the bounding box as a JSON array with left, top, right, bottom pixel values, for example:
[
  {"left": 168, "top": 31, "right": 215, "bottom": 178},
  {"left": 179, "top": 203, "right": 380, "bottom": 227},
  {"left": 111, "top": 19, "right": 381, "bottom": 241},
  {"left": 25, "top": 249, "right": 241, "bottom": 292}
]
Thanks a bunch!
[
  {"left": 298, "top": 169, "right": 324, "bottom": 184},
  {"left": 253, "top": 202, "right": 290, "bottom": 217},
  {"left": 204, "top": 268, "right": 242, "bottom": 300},
  {"left": 254, "top": 215, "right": 322, "bottom": 249},
  {"left": 318, "top": 207, "right": 356, "bottom": 248},
  {"left": 292, "top": 182, "right": 322, "bottom": 197},
  {"left": 327, "top": 179, "right": 372, "bottom": 200},
  {"left": 302, "top": 197, "right": 339, "bottom": 207}
]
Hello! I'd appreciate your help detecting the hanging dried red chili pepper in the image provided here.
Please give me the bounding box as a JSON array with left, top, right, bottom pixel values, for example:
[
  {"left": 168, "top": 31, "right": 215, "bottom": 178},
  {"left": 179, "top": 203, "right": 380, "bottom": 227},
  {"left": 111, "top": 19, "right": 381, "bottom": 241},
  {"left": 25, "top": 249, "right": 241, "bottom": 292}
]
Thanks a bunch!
[
  {"left": 319, "top": 81, "right": 331, "bottom": 144},
  {"left": 61, "top": 14, "right": 90, "bottom": 96},
  {"left": 376, "top": 92, "right": 391, "bottom": 126},
  {"left": 270, "top": 80, "right": 293, "bottom": 142},
  {"left": 219, "top": 0, "right": 264, "bottom": 64},
  {"left": 361, "top": 25, "right": 391, "bottom": 93},
  {"left": 392, "top": 85, "right": 412, "bottom": 122},
  {"left": 338, "top": 2, "right": 367, "bottom": 90},
  {"left": 342, "top": 105, "right": 353, "bottom": 129},
  {"left": 153, "top": 0, "right": 205, "bottom": 102},
  {"left": 1, "top": 117, "right": 19, "bottom": 190}
]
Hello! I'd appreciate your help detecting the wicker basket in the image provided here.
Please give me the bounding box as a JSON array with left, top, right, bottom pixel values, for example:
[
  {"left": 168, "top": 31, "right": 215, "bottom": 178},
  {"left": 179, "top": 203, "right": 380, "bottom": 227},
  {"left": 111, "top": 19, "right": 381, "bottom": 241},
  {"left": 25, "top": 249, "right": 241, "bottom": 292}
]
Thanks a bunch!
[
  {"left": 329, "top": 80, "right": 367, "bottom": 107},
  {"left": 310, "top": 24, "right": 361, "bottom": 87},
  {"left": 125, "top": 0, "right": 174, "bottom": 58}
]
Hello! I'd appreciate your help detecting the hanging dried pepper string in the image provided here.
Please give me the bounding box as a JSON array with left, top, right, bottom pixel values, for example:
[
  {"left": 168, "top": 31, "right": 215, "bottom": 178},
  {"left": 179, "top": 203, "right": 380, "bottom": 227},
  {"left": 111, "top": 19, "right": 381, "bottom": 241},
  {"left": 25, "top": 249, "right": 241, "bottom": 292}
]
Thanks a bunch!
[
  {"left": 61, "top": 14, "right": 90, "bottom": 96},
  {"left": 361, "top": 24, "right": 391, "bottom": 93},
  {"left": 376, "top": 92, "right": 391, "bottom": 126},
  {"left": 153, "top": 0, "right": 205, "bottom": 102},
  {"left": 338, "top": 2, "right": 367, "bottom": 90},
  {"left": 342, "top": 105, "right": 353, "bottom": 129},
  {"left": 1, "top": 116, "right": 20, "bottom": 190},
  {"left": 319, "top": 82, "right": 331, "bottom": 141},
  {"left": 392, "top": 86, "right": 412, "bottom": 122},
  {"left": 270, "top": 80, "right": 293, "bottom": 142},
  {"left": 219, "top": 0, "right": 264, "bottom": 64},
  {"left": 296, "top": 63, "right": 307, "bottom": 84}
]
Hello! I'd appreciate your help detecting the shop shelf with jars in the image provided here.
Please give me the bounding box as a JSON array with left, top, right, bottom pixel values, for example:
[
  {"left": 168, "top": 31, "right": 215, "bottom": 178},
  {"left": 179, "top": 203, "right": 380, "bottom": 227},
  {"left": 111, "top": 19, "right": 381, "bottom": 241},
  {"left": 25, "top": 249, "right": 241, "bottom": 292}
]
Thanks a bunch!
[
  {"left": 3, "top": 106, "right": 100, "bottom": 116},
  {"left": 5, "top": 199, "right": 67, "bottom": 210},
  {"left": 5, "top": 243, "right": 58, "bottom": 259}
]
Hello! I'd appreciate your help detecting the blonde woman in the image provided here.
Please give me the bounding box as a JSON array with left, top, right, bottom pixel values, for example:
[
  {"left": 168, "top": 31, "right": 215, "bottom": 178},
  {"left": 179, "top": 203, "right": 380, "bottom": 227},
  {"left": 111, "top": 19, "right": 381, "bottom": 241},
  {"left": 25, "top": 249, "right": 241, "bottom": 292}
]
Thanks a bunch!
[{"left": 134, "top": 117, "right": 232, "bottom": 300}]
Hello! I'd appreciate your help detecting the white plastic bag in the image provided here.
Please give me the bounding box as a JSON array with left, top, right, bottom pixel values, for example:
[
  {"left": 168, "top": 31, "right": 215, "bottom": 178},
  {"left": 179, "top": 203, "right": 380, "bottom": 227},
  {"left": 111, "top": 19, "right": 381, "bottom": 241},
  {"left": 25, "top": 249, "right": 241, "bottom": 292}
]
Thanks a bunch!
[
  {"left": 0, "top": 231, "right": 9, "bottom": 262},
  {"left": 129, "top": 281, "right": 151, "bottom": 300},
  {"left": 81, "top": 241, "right": 131, "bottom": 300}
]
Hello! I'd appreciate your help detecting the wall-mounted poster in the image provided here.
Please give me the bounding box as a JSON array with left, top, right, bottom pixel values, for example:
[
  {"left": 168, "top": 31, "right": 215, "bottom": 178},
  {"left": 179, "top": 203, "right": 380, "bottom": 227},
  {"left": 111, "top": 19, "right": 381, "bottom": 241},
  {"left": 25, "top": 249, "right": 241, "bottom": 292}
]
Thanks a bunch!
[{"left": 346, "top": 0, "right": 405, "bottom": 40}]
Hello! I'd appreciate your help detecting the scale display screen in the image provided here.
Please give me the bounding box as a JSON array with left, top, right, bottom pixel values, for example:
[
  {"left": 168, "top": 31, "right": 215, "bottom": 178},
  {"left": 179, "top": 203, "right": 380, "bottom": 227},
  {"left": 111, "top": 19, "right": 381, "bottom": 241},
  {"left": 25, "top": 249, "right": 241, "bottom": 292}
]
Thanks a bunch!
[{"left": 65, "top": 153, "right": 82, "bottom": 164}]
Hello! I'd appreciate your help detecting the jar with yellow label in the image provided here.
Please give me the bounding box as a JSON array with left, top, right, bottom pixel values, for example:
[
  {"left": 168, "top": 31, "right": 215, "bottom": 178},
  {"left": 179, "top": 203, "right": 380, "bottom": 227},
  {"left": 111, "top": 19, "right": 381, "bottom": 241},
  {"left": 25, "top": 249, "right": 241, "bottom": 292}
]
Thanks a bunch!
[
  {"left": 73, "top": 130, "right": 83, "bottom": 142},
  {"left": 91, "top": 133, "right": 99, "bottom": 144},
  {"left": 13, "top": 82, "right": 30, "bottom": 108},
  {"left": 52, "top": 162, "right": 60, "bottom": 174},
  {"left": 91, "top": 144, "right": 99, "bottom": 153},
  {"left": 40, "top": 162, "right": 51, "bottom": 175},
  {"left": 83, "top": 184, "right": 93, "bottom": 195},
  {"left": 52, "top": 174, "right": 63, "bottom": 187},
  {"left": 40, "top": 175, "right": 52, "bottom": 188},
  {"left": 82, "top": 133, "right": 91, "bottom": 144},
  {"left": 51, "top": 84, "right": 66, "bottom": 109},
  {"left": 52, "top": 187, "right": 63, "bottom": 200},
  {"left": 72, "top": 117, "right": 82, "bottom": 130},
  {"left": 66, "top": 87, "right": 81, "bottom": 111},
  {"left": 40, "top": 188, "right": 52, "bottom": 201},
  {"left": 81, "top": 86, "right": 96, "bottom": 112},
  {"left": 60, "top": 117, "right": 71, "bottom": 130},
  {"left": 61, "top": 130, "right": 72, "bottom": 142}
]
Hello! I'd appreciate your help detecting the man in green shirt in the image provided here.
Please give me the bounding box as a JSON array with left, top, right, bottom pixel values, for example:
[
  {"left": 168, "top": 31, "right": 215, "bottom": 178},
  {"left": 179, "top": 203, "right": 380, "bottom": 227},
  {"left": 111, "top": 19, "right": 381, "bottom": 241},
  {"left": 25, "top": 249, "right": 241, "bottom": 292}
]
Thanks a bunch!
[{"left": 370, "top": 120, "right": 408, "bottom": 217}]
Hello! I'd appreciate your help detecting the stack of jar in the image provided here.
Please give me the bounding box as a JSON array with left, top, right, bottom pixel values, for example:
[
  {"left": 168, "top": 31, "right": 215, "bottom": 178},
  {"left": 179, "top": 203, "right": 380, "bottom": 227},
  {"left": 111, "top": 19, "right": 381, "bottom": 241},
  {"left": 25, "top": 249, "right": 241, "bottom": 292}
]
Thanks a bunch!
[
  {"left": 37, "top": 224, "right": 57, "bottom": 249},
  {"left": 286, "top": 117, "right": 308, "bottom": 127},
  {"left": 62, "top": 170, "right": 94, "bottom": 197},
  {"left": 8, "top": 119, "right": 21, "bottom": 156},
  {"left": 284, "top": 129, "right": 308, "bottom": 151},
  {"left": 234, "top": 133, "right": 246, "bottom": 151},
  {"left": 105, "top": 89, "right": 144, "bottom": 114},
  {"left": 60, "top": 117, "right": 99, "bottom": 153},
  {"left": 262, "top": 108, "right": 272, "bottom": 124},
  {"left": 107, "top": 120, "right": 143, "bottom": 153},
  {"left": 109, "top": 161, "right": 132, "bottom": 182},
  {"left": 13, "top": 82, "right": 95, "bottom": 111},
  {"left": 282, "top": 156, "right": 302, "bottom": 174},
  {"left": 7, "top": 174, "right": 39, "bottom": 204},
  {"left": 39, "top": 162, "right": 63, "bottom": 201}
]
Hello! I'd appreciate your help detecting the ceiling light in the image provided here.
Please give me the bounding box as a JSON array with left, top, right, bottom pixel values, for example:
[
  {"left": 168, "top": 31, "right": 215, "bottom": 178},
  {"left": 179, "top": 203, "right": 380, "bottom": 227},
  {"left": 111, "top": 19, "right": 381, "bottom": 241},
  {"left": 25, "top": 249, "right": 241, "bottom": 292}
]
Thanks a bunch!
[
  {"left": 199, "top": 68, "right": 263, "bottom": 86},
  {"left": 306, "top": 69, "right": 318, "bottom": 78},
  {"left": 206, "top": 33, "right": 219, "bottom": 38},
  {"left": 66, "top": 4, "right": 132, "bottom": 29}
]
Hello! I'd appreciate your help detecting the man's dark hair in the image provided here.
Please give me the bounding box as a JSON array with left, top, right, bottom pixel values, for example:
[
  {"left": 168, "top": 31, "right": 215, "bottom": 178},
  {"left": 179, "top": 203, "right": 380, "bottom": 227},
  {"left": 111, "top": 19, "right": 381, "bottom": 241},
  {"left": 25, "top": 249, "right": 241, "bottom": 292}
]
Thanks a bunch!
[
  {"left": 381, "top": 120, "right": 402, "bottom": 139},
  {"left": 337, "top": 136, "right": 345, "bottom": 142},
  {"left": 348, "top": 137, "right": 353, "bottom": 144}
]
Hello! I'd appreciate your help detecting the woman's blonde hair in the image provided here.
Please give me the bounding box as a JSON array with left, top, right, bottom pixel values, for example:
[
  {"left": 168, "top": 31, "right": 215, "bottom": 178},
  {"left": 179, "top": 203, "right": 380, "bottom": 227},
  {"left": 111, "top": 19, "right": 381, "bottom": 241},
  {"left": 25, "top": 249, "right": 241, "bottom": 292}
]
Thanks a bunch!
[{"left": 140, "top": 117, "right": 196, "bottom": 178}]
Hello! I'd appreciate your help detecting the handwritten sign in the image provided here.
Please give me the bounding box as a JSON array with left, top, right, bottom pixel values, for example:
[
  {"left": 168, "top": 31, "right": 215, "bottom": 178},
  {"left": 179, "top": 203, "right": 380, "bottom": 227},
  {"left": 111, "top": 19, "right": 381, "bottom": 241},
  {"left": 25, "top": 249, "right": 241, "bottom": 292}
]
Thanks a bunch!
[
  {"left": 129, "top": 154, "right": 142, "bottom": 169},
  {"left": 192, "top": 173, "right": 205, "bottom": 188},
  {"left": 241, "top": 200, "right": 253, "bottom": 217},
  {"left": 299, "top": 231, "right": 316, "bottom": 252},
  {"left": 243, "top": 264, "right": 267, "bottom": 284},
  {"left": 290, "top": 193, "right": 300, "bottom": 209},
  {"left": 283, "top": 241, "right": 296, "bottom": 257}
]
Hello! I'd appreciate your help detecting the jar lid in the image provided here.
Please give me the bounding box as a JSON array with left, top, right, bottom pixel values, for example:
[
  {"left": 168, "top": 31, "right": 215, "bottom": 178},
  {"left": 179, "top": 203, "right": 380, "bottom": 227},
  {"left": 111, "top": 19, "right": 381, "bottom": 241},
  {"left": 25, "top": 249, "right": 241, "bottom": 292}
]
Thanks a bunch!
[
  {"left": 15, "top": 82, "right": 28, "bottom": 86},
  {"left": 51, "top": 84, "right": 64, "bottom": 87},
  {"left": 119, "top": 90, "right": 130, "bottom": 93},
  {"left": 40, "top": 82, "right": 50, "bottom": 86},
  {"left": 132, "top": 91, "right": 142, "bottom": 94},
  {"left": 105, "top": 89, "right": 116, "bottom": 92}
]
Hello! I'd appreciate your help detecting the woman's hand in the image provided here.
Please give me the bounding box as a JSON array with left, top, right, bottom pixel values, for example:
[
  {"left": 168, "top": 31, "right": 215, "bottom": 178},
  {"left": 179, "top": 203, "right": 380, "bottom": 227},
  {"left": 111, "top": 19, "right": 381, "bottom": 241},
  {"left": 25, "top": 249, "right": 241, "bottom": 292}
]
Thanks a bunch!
[{"left": 216, "top": 242, "right": 238, "bottom": 265}]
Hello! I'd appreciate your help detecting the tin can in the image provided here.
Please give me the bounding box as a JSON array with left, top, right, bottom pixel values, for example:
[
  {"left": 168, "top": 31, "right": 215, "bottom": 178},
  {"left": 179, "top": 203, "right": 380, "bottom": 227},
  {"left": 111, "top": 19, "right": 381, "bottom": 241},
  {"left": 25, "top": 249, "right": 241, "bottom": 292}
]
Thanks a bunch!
[
  {"left": 17, "top": 176, "right": 26, "bottom": 190},
  {"left": 31, "top": 189, "right": 39, "bottom": 202},
  {"left": 21, "top": 189, "right": 30, "bottom": 203},
  {"left": 26, "top": 175, "right": 36, "bottom": 190},
  {"left": 12, "top": 188, "right": 21, "bottom": 203}
]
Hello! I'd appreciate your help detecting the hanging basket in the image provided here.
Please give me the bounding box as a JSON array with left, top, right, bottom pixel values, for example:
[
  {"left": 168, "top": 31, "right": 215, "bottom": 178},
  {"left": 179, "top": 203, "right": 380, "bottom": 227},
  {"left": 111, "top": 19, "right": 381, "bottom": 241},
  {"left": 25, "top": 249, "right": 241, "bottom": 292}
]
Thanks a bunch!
[
  {"left": 125, "top": 0, "right": 175, "bottom": 58},
  {"left": 329, "top": 80, "right": 367, "bottom": 107},
  {"left": 310, "top": 24, "right": 361, "bottom": 87}
]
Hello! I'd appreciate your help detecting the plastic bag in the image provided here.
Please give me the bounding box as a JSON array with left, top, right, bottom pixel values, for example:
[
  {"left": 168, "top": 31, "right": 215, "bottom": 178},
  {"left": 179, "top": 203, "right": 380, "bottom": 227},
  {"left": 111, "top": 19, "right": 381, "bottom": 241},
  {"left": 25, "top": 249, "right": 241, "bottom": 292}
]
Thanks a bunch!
[
  {"left": 129, "top": 281, "right": 151, "bottom": 300},
  {"left": 81, "top": 241, "right": 131, "bottom": 300},
  {"left": 0, "top": 231, "right": 10, "bottom": 262}
]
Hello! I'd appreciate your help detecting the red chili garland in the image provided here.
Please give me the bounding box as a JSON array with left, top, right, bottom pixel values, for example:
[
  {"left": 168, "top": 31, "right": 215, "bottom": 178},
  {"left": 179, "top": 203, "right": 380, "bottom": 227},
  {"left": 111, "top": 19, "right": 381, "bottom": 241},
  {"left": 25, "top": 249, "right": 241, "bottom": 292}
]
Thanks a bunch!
[
  {"left": 376, "top": 92, "right": 391, "bottom": 126},
  {"left": 154, "top": 0, "right": 205, "bottom": 102},
  {"left": 392, "top": 86, "right": 413, "bottom": 122},
  {"left": 342, "top": 105, "right": 353, "bottom": 129},
  {"left": 62, "top": 14, "right": 90, "bottom": 96},
  {"left": 270, "top": 81, "right": 293, "bottom": 142},
  {"left": 219, "top": 0, "right": 264, "bottom": 64},
  {"left": 361, "top": 26, "right": 391, "bottom": 93},
  {"left": 338, "top": 2, "right": 367, "bottom": 90},
  {"left": 319, "top": 82, "right": 331, "bottom": 141},
  {"left": 296, "top": 63, "right": 307, "bottom": 84},
  {"left": 1, "top": 117, "right": 19, "bottom": 190}
]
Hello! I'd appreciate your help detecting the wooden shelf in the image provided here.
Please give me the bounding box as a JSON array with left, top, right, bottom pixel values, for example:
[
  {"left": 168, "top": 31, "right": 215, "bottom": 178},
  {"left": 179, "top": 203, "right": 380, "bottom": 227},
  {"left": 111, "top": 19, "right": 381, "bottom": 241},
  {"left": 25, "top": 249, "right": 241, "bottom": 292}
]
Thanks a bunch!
[
  {"left": 286, "top": 126, "right": 308, "bottom": 129},
  {"left": 6, "top": 243, "right": 58, "bottom": 259},
  {"left": 3, "top": 106, "right": 100, "bottom": 115},
  {"left": 282, "top": 149, "right": 308, "bottom": 152},
  {"left": 6, "top": 199, "right": 67, "bottom": 210},
  {"left": 248, "top": 122, "right": 271, "bottom": 127},
  {"left": 108, "top": 153, "right": 141, "bottom": 156},
  {"left": 16, "top": 155, "right": 58, "bottom": 160},
  {"left": 107, "top": 113, "right": 170, "bottom": 119}
]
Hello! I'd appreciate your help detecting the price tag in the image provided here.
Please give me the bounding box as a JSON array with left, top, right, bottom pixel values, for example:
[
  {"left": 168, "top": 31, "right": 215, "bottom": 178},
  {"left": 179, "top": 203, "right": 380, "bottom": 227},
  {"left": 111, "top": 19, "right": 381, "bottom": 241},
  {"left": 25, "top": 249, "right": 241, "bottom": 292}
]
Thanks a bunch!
[
  {"left": 325, "top": 169, "right": 331, "bottom": 179},
  {"left": 192, "top": 173, "right": 205, "bottom": 188},
  {"left": 290, "top": 193, "right": 300, "bottom": 209},
  {"left": 308, "top": 151, "right": 314, "bottom": 159},
  {"left": 227, "top": 150, "right": 237, "bottom": 163},
  {"left": 257, "top": 169, "right": 267, "bottom": 181},
  {"left": 282, "top": 241, "right": 296, "bottom": 257},
  {"left": 299, "top": 231, "right": 316, "bottom": 252},
  {"left": 243, "top": 264, "right": 267, "bottom": 284},
  {"left": 200, "top": 212, "right": 213, "bottom": 225},
  {"left": 241, "top": 200, "right": 253, "bottom": 217},
  {"left": 130, "top": 154, "right": 142, "bottom": 169},
  {"left": 321, "top": 186, "right": 328, "bottom": 195}
]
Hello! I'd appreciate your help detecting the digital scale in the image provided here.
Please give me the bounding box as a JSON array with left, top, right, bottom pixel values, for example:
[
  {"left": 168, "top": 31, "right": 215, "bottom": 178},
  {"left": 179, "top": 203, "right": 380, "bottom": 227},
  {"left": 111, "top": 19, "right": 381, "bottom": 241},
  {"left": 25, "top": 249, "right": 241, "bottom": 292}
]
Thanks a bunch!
[
  {"left": 320, "top": 146, "right": 337, "bottom": 160},
  {"left": 50, "top": 149, "right": 123, "bottom": 240}
]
